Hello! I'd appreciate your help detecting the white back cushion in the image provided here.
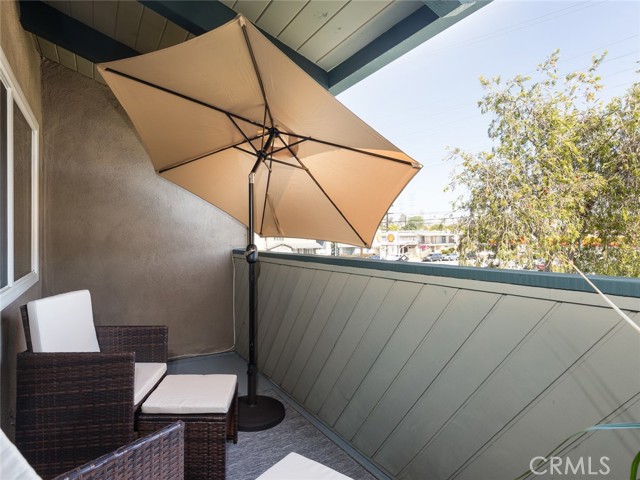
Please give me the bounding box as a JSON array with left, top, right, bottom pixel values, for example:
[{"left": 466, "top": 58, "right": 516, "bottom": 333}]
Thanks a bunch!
[{"left": 28, "top": 290, "right": 100, "bottom": 353}]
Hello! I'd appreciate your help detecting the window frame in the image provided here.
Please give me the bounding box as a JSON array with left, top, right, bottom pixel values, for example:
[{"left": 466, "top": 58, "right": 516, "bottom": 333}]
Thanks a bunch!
[{"left": 0, "top": 47, "right": 39, "bottom": 310}]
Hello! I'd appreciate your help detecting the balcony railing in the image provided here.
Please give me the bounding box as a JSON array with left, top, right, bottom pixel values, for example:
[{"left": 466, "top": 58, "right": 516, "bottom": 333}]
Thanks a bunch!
[{"left": 233, "top": 250, "right": 640, "bottom": 480}]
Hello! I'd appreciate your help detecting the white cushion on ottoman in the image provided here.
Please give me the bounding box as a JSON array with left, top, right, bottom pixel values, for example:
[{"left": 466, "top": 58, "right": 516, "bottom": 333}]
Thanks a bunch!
[
  {"left": 256, "top": 453, "right": 353, "bottom": 480},
  {"left": 134, "top": 363, "right": 167, "bottom": 405},
  {"left": 141, "top": 374, "right": 237, "bottom": 414}
]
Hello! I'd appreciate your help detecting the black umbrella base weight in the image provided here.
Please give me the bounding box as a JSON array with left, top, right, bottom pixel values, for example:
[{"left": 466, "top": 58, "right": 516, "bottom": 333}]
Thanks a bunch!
[{"left": 238, "top": 395, "right": 285, "bottom": 431}]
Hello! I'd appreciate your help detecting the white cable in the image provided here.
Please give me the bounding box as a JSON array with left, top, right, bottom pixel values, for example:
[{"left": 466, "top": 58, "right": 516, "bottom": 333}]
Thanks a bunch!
[
  {"left": 572, "top": 263, "right": 640, "bottom": 335},
  {"left": 231, "top": 251, "right": 237, "bottom": 348}
]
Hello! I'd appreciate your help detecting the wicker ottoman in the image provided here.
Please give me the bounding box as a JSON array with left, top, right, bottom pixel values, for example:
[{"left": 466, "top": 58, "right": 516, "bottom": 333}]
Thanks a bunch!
[{"left": 137, "top": 374, "right": 238, "bottom": 480}]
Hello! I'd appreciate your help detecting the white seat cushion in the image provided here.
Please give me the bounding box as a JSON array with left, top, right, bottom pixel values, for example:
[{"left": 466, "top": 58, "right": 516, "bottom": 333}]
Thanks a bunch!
[
  {"left": 27, "top": 290, "right": 100, "bottom": 352},
  {"left": 141, "top": 374, "right": 237, "bottom": 414},
  {"left": 134, "top": 363, "right": 167, "bottom": 406},
  {"left": 1, "top": 429, "right": 42, "bottom": 480},
  {"left": 256, "top": 453, "right": 353, "bottom": 480}
]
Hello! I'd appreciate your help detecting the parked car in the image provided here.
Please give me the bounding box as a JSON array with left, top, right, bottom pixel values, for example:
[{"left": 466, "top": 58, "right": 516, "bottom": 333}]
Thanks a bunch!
[
  {"left": 422, "top": 253, "right": 443, "bottom": 262},
  {"left": 444, "top": 253, "right": 459, "bottom": 261},
  {"left": 385, "top": 254, "right": 409, "bottom": 262}
]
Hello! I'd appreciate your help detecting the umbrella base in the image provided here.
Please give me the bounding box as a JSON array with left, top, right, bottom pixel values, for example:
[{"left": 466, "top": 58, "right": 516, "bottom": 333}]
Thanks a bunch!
[{"left": 238, "top": 395, "right": 285, "bottom": 432}]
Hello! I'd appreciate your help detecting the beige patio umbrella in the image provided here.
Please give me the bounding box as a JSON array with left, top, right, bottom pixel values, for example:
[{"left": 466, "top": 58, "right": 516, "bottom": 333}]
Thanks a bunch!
[{"left": 98, "top": 14, "right": 421, "bottom": 431}]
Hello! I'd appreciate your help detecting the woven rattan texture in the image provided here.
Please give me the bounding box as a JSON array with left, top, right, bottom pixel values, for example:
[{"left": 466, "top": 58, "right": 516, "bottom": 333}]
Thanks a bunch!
[
  {"left": 16, "top": 305, "right": 169, "bottom": 478},
  {"left": 137, "top": 386, "right": 238, "bottom": 480},
  {"left": 53, "top": 421, "right": 185, "bottom": 480}
]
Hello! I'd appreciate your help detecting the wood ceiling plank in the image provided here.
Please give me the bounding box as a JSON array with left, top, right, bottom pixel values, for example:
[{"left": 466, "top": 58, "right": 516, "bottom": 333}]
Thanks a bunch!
[
  {"left": 135, "top": 6, "right": 167, "bottom": 53},
  {"left": 298, "top": 0, "right": 390, "bottom": 62},
  {"left": 69, "top": 1, "right": 94, "bottom": 27},
  {"left": 220, "top": 1, "right": 237, "bottom": 9},
  {"left": 157, "top": 21, "right": 189, "bottom": 50},
  {"left": 256, "top": 0, "right": 308, "bottom": 37},
  {"left": 114, "top": 1, "right": 143, "bottom": 50},
  {"left": 317, "top": 0, "right": 422, "bottom": 70},
  {"left": 231, "top": 0, "right": 270, "bottom": 23},
  {"left": 278, "top": 0, "right": 347, "bottom": 51},
  {"left": 57, "top": 46, "right": 78, "bottom": 71},
  {"left": 76, "top": 56, "right": 94, "bottom": 79},
  {"left": 93, "top": 1, "right": 118, "bottom": 38},
  {"left": 43, "top": 0, "right": 71, "bottom": 17},
  {"left": 36, "top": 37, "right": 60, "bottom": 62}
]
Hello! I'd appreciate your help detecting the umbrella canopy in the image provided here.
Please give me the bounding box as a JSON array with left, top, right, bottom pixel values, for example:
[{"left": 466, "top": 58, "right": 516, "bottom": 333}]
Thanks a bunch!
[
  {"left": 99, "top": 14, "right": 421, "bottom": 432},
  {"left": 97, "top": 14, "right": 420, "bottom": 248}
]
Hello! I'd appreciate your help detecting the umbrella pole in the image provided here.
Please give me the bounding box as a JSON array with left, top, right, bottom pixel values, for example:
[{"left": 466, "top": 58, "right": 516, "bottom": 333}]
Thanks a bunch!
[{"left": 238, "top": 151, "right": 286, "bottom": 432}]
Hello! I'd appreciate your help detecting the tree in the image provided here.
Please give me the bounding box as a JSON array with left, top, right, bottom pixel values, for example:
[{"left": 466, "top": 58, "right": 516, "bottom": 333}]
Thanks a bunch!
[
  {"left": 447, "top": 51, "right": 640, "bottom": 276},
  {"left": 405, "top": 215, "right": 425, "bottom": 230}
]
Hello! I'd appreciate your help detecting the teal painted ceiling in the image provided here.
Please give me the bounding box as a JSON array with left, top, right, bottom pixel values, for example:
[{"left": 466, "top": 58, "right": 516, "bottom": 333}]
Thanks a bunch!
[{"left": 20, "top": 0, "right": 490, "bottom": 94}]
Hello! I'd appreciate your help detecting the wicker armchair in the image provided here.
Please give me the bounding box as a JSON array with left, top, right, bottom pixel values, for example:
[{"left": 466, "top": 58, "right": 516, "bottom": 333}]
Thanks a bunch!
[
  {"left": 2, "top": 421, "right": 184, "bottom": 480},
  {"left": 53, "top": 421, "right": 185, "bottom": 480},
  {"left": 15, "top": 290, "right": 169, "bottom": 479}
]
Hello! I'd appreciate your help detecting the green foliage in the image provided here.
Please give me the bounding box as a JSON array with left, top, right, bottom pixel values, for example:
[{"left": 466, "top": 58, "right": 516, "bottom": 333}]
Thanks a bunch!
[
  {"left": 448, "top": 51, "right": 640, "bottom": 276},
  {"left": 427, "top": 223, "right": 446, "bottom": 231},
  {"left": 405, "top": 215, "right": 425, "bottom": 230}
]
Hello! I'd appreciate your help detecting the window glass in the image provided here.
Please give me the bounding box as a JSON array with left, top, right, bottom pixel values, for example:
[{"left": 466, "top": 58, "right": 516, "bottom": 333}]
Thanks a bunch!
[
  {"left": 0, "top": 50, "right": 39, "bottom": 309},
  {"left": 13, "top": 101, "right": 31, "bottom": 279}
]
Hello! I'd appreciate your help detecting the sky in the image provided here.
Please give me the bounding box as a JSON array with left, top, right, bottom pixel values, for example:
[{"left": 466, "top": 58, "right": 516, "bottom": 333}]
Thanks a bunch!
[{"left": 337, "top": 0, "right": 640, "bottom": 218}]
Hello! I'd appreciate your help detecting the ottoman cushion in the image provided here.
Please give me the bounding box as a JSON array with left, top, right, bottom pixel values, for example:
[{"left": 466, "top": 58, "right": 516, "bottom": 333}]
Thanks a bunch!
[{"left": 141, "top": 374, "right": 237, "bottom": 414}]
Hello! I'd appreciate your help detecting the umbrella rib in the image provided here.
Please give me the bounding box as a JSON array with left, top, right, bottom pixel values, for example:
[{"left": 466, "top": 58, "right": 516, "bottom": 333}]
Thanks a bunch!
[
  {"left": 159, "top": 134, "right": 263, "bottom": 174},
  {"left": 240, "top": 21, "right": 274, "bottom": 129},
  {"left": 294, "top": 155, "right": 368, "bottom": 246},
  {"left": 280, "top": 131, "right": 422, "bottom": 169},
  {"left": 234, "top": 146, "right": 259, "bottom": 157},
  {"left": 258, "top": 134, "right": 308, "bottom": 234},
  {"left": 263, "top": 158, "right": 307, "bottom": 170},
  {"left": 286, "top": 134, "right": 420, "bottom": 168},
  {"left": 227, "top": 114, "right": 261, "bottom": 155},
  {"left": 102, "top": 67, "right": 267, "bottom": 131}
]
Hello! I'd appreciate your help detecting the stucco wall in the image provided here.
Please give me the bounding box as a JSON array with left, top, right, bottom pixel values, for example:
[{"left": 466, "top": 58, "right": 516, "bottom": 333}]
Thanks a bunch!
[
  {"left": 0, "top": 0, "right": 43, "bottom": 436},
  {"left": 42, "top": 60, "right": 246, "bottom": 358}
]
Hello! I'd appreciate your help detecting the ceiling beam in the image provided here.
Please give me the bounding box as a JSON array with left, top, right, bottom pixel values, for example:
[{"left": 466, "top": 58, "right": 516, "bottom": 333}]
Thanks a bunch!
[
  {"left": 328, "top": 5, "right": 440, "bottom": 94},
  {"left": 140, "top": 0, "right": 330, "bottom": 90},
  {"left": 329, "top": 0, "right": 491, "bottom": 94},
  {"left": 18, "top": 0, "right": 138, "bottom": 63}
]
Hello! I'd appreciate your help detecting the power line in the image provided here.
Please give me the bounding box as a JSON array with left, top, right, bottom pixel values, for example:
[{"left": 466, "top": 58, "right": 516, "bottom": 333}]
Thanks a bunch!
[
  {"left": 374, "top": 38, "right": 639, "bottom": 129},
  {"left": 394, "top": 0, "right": 608, "bottom": 67}
]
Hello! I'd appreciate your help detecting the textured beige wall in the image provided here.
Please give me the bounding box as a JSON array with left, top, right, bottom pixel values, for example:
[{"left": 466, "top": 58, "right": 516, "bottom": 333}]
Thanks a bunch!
[
  {"left": 0, "top": 0, "right": 44, "bottom": 435},
  {"left": 42, "top": 61, "right": 246, "bottom": 358}
]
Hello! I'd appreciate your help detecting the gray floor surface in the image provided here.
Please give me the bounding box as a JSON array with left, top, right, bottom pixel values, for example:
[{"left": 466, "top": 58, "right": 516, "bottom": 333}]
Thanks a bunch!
[{"left": 168, "top": 352, "right": 377, "bottom": 480}]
